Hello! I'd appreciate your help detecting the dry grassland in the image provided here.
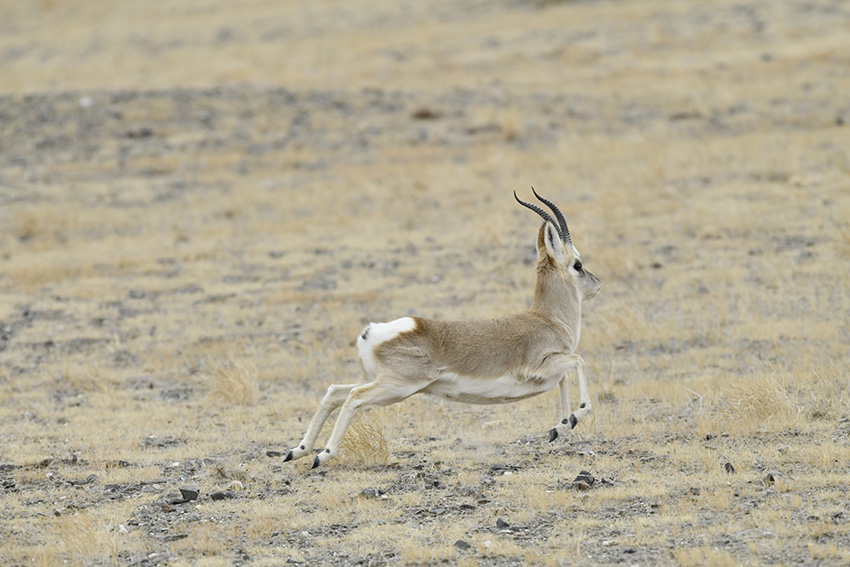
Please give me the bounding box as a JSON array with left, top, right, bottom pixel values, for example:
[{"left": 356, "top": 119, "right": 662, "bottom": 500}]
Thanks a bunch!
[{"left": 1, "top": 0, "right": 850, "bottom": 565}]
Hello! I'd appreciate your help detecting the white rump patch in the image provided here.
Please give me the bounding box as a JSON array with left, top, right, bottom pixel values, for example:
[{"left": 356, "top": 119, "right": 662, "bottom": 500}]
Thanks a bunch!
[{"left": 357, "top": 317, "right": 416, "bottom": 376}]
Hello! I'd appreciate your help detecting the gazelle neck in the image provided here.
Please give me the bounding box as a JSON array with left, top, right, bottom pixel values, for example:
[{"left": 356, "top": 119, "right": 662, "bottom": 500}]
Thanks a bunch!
[{"left": 530, "top": 263, "right": 582, "bottom": 339}]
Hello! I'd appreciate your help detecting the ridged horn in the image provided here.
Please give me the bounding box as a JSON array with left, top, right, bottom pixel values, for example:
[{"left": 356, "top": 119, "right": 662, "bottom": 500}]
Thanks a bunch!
[
  {"left": 530, "top": 187, "right": 571, "bottom": 245},
  {"left": 514, "top": 190, "right": 563, "bottom": 241}
]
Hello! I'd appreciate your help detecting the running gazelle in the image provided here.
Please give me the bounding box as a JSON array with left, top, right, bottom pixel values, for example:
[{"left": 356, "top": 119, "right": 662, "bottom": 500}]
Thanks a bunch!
[{"left": 284, "top": 189, "right": 602, "bottom": 468}]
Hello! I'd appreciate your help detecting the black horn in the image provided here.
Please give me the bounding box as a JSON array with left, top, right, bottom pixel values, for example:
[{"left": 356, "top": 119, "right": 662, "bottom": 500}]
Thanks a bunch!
[
  {"left": 531, "top": 187, "right": 571, "bottom": 245},
  {"left": 514, "top": 191, "right": 563, "bottom": 242}
]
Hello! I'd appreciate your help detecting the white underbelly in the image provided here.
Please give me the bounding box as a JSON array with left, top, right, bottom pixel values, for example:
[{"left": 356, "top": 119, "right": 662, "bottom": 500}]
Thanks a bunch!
[{"left": 421, "top": 372, "right": 559, "bottom": 405}]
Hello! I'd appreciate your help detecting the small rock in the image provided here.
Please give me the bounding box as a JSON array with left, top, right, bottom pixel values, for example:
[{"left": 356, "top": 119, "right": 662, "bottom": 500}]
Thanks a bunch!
[
  {"left": 359, "top": 487, "right": 378, "bottom": 499},
  {"left": 266, "top": 451, "right": 284, "bottom": 458},
  {"left": 688, "top": 487, "right": 701, "bottom": 496},
  {"left": 124, "top": 127, "right": 154, "bottom": 139},
  {"left": 763, "top": 472, "right": 777, "bottom": 486},
  {"left": 411, "top": 108, "right": 442, "bottom": 120},
  {"left": 210, "top": 491, "right": 235, "bottom": 501},
  {"left": 725, "top": 462, "right": 735, "bottom": 474},
  {"left": 496, "top": 518, "right": 511, "bottom": 529},
  {"left": 179, "top": 486, "right": 199, "bottom": 502},
  {"left": 454, "top": 540, "right": 471, "bottom": 550},
  {"left": 573, "top": 470, "right": 595, "bottom": 488}
]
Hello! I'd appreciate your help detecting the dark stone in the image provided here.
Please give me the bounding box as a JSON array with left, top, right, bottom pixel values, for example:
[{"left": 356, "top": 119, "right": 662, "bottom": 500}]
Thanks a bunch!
[
  {"left": 573, "top": 470, "right": 595, "bottom": 488},
  {"left": 496, "top": 518, "right": 511, "bottom": 529},
  {"left": 179, "top": 486, "right": 199, "bottom": 501},
  {"left": 411, "top": 108, "right": 442, "bottom": 120},
  {"left": 454, "top": 540, "right": 471, "bottom": 550}
]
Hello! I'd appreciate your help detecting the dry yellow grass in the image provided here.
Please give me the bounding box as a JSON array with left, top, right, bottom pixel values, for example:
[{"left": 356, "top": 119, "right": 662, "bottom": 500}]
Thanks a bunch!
[{"left": 1, "top": 0, "right": 850, "bottom": 566}]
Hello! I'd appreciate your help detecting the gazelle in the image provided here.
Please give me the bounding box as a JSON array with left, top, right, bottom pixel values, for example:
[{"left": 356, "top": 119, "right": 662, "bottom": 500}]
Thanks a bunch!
[{"left": 284, "top": 189, "right": 601, "bottom": 469}]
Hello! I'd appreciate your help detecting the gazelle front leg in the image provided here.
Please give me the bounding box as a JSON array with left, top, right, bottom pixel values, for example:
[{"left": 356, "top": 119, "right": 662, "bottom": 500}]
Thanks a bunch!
[
  {"left": 572, "top": 358, "right": 593, "bottom": 424},
  {"left": 548, "top": 374, "right": 572, "bottom": 442},
  {"left": 547, "top": 354, "right": 592, "bottom": 443},
  {"left": 284, "top": 383, "right": 359, "bottom": 462}
]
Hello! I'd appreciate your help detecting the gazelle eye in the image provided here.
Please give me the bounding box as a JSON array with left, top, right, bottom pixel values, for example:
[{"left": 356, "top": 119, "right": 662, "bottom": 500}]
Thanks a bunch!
[{"left": 574, "top": 261, "right": 582, "bottom": 271}]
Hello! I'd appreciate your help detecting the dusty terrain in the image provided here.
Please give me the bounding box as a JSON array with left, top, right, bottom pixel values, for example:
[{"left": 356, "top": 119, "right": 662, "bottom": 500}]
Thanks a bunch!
[{"left": 1, "top": 0, "right": 849, "bottom": 565}]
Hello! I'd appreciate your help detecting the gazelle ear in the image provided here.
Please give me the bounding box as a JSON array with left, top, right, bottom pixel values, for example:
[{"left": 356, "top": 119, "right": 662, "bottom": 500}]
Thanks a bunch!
[{"left": 538, "top": 222, "right": 568, "bottom": 264}]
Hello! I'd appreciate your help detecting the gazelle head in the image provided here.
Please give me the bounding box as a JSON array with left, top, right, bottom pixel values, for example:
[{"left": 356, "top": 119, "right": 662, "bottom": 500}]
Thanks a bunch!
[{"left": 515, "top": 188, "right": 602, "bottom": 302}]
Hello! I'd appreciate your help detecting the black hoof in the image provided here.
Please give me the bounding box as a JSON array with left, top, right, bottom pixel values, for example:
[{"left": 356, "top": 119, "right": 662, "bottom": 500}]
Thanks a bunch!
[
  {"left": 311, "top": 456, "right": 321, "bottom": 470},
  {"left": 548, "top": 428, "right": 559, "bottom": 443},
  {"left": 569, "top": 414, "right": 578, "bottom": 429},
  {"left": 283, "top": 451, "right": 293, "bottom": 462}
]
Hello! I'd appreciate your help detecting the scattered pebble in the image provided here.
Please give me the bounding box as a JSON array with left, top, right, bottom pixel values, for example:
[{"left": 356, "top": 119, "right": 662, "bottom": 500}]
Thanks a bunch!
[
  {"left": 725, "top": 462, "right": 736, "bottom": 474},
  {"left": 496, "top": 518, "right": 511, "bottom": 529},
  {"left": 179, "top": 486, "right": 199, "bottom": 502},
  {"left": 359, "top": 487, "right": 378, "bottom": 499},
  {"left": 454, "top": 540, "right": 471, "bottom": 550},
  {"left": 573, "top": 470, "right": 595, "bottom": 489}
]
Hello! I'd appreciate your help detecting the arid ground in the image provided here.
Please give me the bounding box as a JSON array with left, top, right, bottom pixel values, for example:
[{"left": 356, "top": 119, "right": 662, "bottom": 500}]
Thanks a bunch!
[{"left": 1, "top": 1, "right": 849, "bottom": 565}]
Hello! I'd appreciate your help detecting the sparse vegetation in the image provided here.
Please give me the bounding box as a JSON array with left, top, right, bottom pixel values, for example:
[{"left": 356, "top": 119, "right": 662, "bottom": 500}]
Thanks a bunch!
[{"left": 1, "top": 0, "right": 849, "bottom": 566}]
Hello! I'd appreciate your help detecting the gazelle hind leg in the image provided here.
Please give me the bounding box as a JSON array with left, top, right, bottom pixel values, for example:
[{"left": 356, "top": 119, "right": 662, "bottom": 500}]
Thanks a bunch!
[
  {"left": 312, "top": 376, "right": 425, "bottom": 469},
  {"left": 284, "top": 383, "right": 359, "bottom": 462}
]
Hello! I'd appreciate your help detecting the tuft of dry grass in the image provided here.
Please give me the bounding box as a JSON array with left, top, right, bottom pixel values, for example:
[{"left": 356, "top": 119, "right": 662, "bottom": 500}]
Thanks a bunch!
[
  {"left": 714, "top": 373, "right": 801, "bottom": 433},
  {"left": 202, "top": 356, "right": 260, "bottom": 406},
  {"left": 339, "top": 413, "right": 390, "bottom": 466},
  {"left": 56, "top": 510, "right": 128, "bottom": 565}
]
